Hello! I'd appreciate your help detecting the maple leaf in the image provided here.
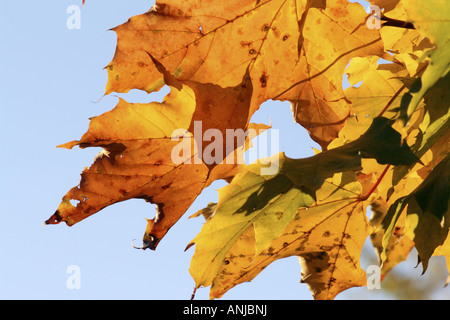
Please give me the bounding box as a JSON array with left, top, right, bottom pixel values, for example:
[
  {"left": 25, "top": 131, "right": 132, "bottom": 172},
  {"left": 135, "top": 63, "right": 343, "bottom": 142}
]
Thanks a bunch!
[
  {"left": 50, "top": 0, "right": 450, "bottom": 300},
  {"left": 203, "top": 183, "right": 372, "bottom": 300},
  {"left": 399, "top": 0, "right": 450, "bottom": 123},
  {"left": 46, "top": 67, "right": 268, "bottom": 249},
  {"left": 105, "top": 0, "right": 385, "bottom": 148},
  {"left": 340, "top": 55, "right": 411, "bottom": 141},
  {"left": 336, "top": 38, "right": 450, "bottom": 280},
  {"left": 188, "top": 117, "right": 419, "bottom": 299},
  {"left": 369, "top": 198, "right": 415, "bottom": 281},
  {"left": 381, "top": 154, "right": 450, "bottom": 272},
  {"left": 46, "top": 83, "right": 205, "bottom": 247},
  {"left": 377, "top": 71, "right": 450, "bottom": 272},
  {"left": 50, "top": 0, "right": 386, "bottom": 250}
]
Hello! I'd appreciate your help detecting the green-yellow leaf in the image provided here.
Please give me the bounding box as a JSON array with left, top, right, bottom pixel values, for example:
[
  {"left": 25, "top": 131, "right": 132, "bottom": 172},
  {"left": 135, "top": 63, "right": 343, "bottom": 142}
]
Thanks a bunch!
[
  {"left": 189, "top": 117, "right": 418, "bottom": 297},
  {"left": 399, "top": 0, "right": 450, "bottom": 123}
]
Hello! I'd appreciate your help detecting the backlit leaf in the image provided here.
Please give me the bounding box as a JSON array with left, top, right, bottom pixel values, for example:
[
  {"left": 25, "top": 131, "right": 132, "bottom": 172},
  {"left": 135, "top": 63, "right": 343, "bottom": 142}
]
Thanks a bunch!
[
  {"left": 49, "top": 0, "right": 450, "bottom": 299},
  {"left": 189, "top": 117, "right": 418, "bottom": 298}
]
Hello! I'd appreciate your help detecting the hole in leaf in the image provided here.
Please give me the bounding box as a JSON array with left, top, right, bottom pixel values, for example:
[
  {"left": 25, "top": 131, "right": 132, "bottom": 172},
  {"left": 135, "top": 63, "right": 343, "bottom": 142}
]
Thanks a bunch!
[
  {"left": 70, "top": 199, "right": 80, "bottom": 207},
  {"left": 352, "top": 80, "right": 363, "bottom": 88}
]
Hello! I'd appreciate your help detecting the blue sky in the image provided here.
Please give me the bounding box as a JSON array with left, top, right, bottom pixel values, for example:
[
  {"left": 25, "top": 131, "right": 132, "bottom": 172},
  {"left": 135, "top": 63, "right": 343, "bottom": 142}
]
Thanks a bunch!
[{"left": 1, "top": 0, "right": 448, "bottom": 300}]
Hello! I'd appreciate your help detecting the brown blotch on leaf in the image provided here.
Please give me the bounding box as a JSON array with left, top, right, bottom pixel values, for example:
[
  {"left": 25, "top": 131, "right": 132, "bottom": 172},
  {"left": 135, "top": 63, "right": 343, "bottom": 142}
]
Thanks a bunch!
[{"left": 260, "top": 73, "right": 267, "bottom": 88}]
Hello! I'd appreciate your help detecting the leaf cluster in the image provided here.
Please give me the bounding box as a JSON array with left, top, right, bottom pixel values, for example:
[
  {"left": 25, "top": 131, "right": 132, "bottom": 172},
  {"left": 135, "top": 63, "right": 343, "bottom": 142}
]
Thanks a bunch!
[{"left": 48, "top": 0, "right": 449, "bottom": 299}]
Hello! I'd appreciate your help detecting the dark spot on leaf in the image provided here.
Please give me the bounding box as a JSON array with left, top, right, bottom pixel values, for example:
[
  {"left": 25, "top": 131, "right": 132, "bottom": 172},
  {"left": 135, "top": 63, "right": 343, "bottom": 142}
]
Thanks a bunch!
[
  {"left": 316, "top": 53, "right": 325, "bottom": 61},
  {"left": 317, "top": 252, "right": 327, "bottom": 260},
  {"left": 240, "top": 41, "right": 252, "bottom": 47},
  {"left": 162, "top": 183, "right": 172, "bottom": 190},
  {"left": 260, "top": 73, "right": 267, "bottom": 88},
  {"left": 271, "top": 26, "right": 280, "bottom": 37}
]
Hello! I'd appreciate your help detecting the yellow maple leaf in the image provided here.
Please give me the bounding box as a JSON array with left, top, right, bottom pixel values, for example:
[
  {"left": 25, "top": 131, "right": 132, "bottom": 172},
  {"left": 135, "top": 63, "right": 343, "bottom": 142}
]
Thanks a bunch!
[{"left": 191, "top": 172, "right": 372, "bottom": 300}]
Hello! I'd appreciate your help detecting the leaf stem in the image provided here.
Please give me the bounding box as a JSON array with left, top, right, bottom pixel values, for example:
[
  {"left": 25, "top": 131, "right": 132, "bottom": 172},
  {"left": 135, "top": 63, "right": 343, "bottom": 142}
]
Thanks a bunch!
[
  {"left": 358, "top": 164, "right": 391, "bottom": 201},
  {"left": 191, "top": 287, "right": 198, "bottom": 300},
  {"left": 377, "top": 85, "right": 407, "bottom": 118},
  {"left": 381, "top": 15, "right": 415, "bottom": 30}
]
